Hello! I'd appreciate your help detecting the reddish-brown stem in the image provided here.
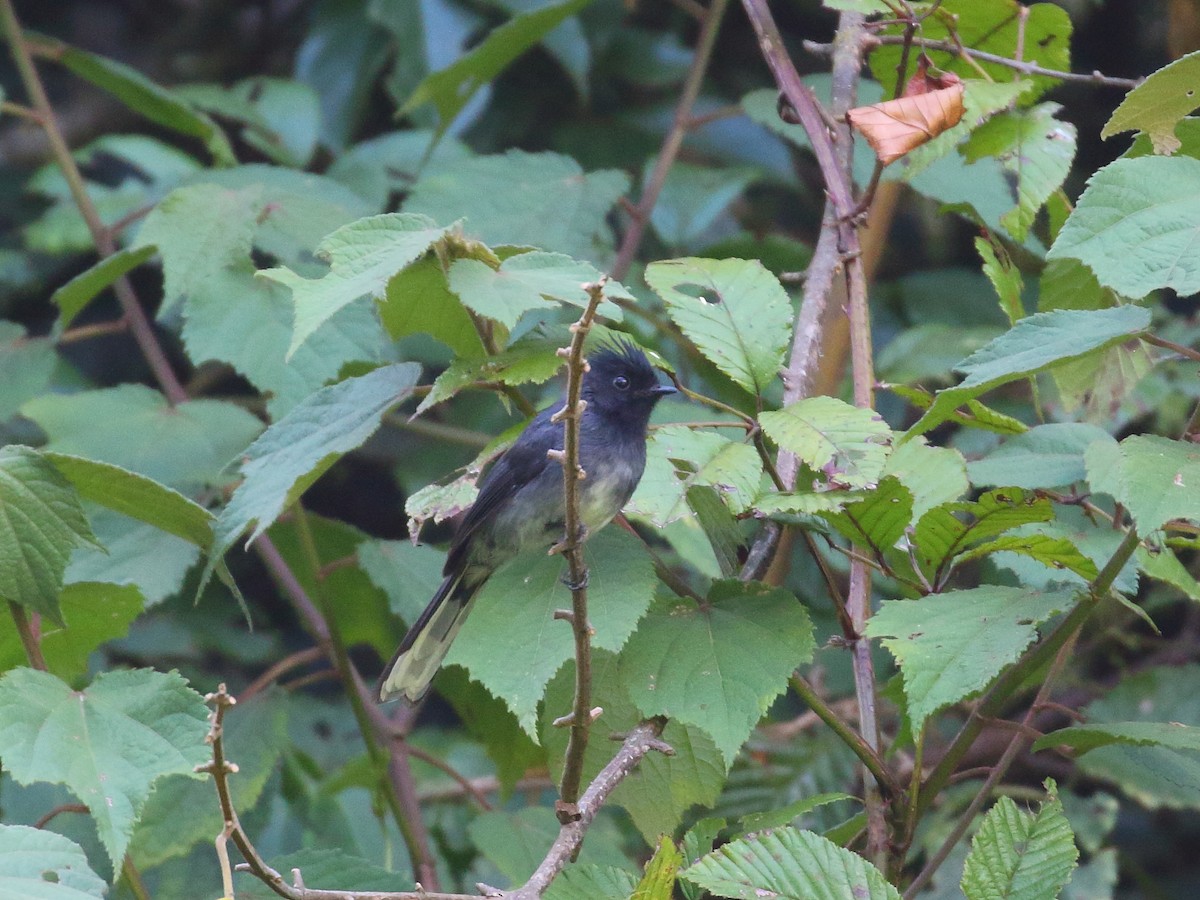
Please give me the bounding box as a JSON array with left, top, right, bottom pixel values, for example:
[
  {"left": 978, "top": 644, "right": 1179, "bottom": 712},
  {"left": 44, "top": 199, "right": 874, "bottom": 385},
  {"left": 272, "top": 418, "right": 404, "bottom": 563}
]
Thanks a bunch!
[{"left": 8, "top": 601, "right": 47, "bottom": 671}]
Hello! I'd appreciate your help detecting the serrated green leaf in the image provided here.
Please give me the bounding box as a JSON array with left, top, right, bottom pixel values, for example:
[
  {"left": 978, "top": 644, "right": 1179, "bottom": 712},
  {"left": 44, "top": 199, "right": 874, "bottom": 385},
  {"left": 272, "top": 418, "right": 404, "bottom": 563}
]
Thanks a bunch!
[
  {"left": 0, "top": 582, "right": 142, "bottom": 681},
  {"left": 736, "top": 793, "right": 857, "bottom": 835},
  {"left": 906, "top": 306, "right": 1152, "bottom": 438},
  {"left": 260, "top": 213, "right": 453, "bottom": 356},
  {"left": 963, "top": 103, "right": 1076, "bottom": 242},
  {"left": 955, "top": 532, "right": 1098, "bottom": 580},
  {"left": 548, "top": 865, "right": 640, "bottom": 900},
  {"left": 820, "top": 476, "right": 914, "bottom": 556},
  {"left": 542, "top": 650, "right": 727, "bottom": 842},
  {"left": 234, "top": 848, "right": 407, "bottom": 895},
  {"left": 446, "top": 527, "right": 656, "bottom": 735},
  {"left": 976, "top": 235, "right": 1025, "bottom": 325},
  {"left": 358, "top": 539, "right": 446, "bottom": 626},
  {"left": 43, "top": 453, "right": 214, "bottom": 549},
  {"left": 469, "top": 806, "right": 630, "bottom": 888},
  {"left": 620, "top": 579, "right": 814, "bottom": 766},
  {"left": 645, "top": 257, "right": 791, "bottom": 396},
  {"left": 134, "top": 183, "right": 264, "bottom": 315},
  {"left": 378, "top": 255, "right": 486, "bottom": 358},
  {"left": 914, "top": 488, "right": 1054, "bottom": 584},
  {"left": 50, "top": 245, "right": 157, "bottom": 328},
  {"left": 406, "top": 472, "right": 480, "bottom": 537},
  {"left": 0, "top": 667, "right": 210, "bottom": 868},
  {"left": 1036, "top": 721, "right": 1200, "bottom": 755},
  {"left": 1049, "top": 156, "right": 1200, "bottom": 297},
  {"left": 130, "top": 692, "right": 287, "bottom": 869},
  {"left": 407, "top": 150, "right": 629, "bottom": 264},
  {"left": 759, "top": 396, "right": 892, "bottom": 489},
  {"left": 57, "top": 45, "right": 233, "bottom": 164},
  {"left": 962, "top": 782, "right": 1078, "bottom": 900},
  {"left": 1085, "top": 434, "right": 1200, "bottom": 534},
  {"left": 866, "top": 586, "right": 1077, "bottom": 729},
  {"left": 881, "top": 436, "right": 968, "bottom": 519},
  {"left": 447, "top": 251, "right": 627, "bottom": 329},
  {"left": 1103, "top": 50, "right": 1200, "bottom": 153},
  {"left": 211, "top": 363, "right": 421, "bottom": 569},
  {"left": 1137, "top": 544, "right": 1200, "bottom": 602},
  {"left": 1076, "top": 664, "right": 1200, "bottom": 809},
  {"left": 402, "top": 0, "right": 590, "bottom": 132},
  {"left": 649, "top": 162, "right": 756, "bottom": 250},
  {"left": 22, "top": 385, "right": 264, "bottom": 492},
  {"left": 633, "top": 835, "right": 682, "bottom": 900},
  {"left": 627, "top": 426, "right": 761, "bottom": 527},
  {"left": 182, "top": 263, "right": 386, "bottom": 419},
  {"left": 0, "top": 446, "right": 100, "bottom": 624},
  {"left": 0, "top": 322, "right": 56, "bottom": 421},
  {"left": 968, "top": 423, "right": 1116, "bottom": 489},
  {"left": 683, "top": 826, "right": 901, "bottom": 900},
  {"left": 0, "top": 825, "right": 107, "bottom": 899},
  {"left": 686, "top": 485, "right": 743, "bottom": 577},
  {"left": 414, "top": 335, "right": 561, "bottom": 416},
  {"left": 65, "top": 512, "right": 197, "bottom": 606}
]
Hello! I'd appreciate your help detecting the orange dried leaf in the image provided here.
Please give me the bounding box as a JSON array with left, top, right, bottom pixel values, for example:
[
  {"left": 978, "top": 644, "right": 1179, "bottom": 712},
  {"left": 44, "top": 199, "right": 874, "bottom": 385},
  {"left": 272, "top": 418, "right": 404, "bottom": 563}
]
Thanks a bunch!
[{"left": 846, "top": 83, "right": 966, "bottom": 166}]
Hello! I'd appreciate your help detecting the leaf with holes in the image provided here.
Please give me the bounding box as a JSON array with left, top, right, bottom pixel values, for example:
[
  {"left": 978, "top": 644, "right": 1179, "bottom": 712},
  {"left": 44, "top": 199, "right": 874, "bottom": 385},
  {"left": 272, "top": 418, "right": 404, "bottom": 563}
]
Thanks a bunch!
[
  {"left": 645, "top": 257, "right": 791, "bottom": 396},
  {"left": 1086, "top": 434, "right": 1200, "bottom": 534},
  {"left": 1103, "top": 50, "right": 1200, "bottom": 154},
  {"left": 0, "top": 825, "right": 107, "bottom": 899}
]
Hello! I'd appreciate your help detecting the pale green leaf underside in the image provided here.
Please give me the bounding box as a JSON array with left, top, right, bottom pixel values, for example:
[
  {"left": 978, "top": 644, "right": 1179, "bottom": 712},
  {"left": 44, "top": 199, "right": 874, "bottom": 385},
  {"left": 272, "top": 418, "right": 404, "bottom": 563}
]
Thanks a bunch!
[
  {"left": 1085, "top": 433, "right": 1200, "bottom": 534},
  {"left": 0, "top": 825, "right": 107, "bottom": 899},
  {"left": 759, "top": 395, "right": 892, "bottom": 489}
]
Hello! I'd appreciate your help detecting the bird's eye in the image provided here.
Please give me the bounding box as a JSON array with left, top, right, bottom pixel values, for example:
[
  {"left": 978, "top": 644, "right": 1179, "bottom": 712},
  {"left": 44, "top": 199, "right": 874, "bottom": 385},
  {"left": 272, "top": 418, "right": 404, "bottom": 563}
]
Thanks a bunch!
[{"left": 613, "top": 375, "right": 630, "bottom": 391}]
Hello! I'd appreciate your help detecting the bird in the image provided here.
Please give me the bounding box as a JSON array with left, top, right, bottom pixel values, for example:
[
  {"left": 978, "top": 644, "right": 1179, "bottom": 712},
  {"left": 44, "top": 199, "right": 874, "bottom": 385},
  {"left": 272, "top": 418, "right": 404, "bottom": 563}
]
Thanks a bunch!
[{"left": 377, "top": 340, "right": 677, "bottom": 703}]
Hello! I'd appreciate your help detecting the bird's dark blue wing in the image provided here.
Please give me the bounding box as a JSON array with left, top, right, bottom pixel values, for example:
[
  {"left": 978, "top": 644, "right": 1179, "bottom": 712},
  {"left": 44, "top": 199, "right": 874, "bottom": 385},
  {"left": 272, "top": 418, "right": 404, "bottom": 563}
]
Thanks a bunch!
[{"left": 444, "top": 406, "right": 562, "bottom": 576}]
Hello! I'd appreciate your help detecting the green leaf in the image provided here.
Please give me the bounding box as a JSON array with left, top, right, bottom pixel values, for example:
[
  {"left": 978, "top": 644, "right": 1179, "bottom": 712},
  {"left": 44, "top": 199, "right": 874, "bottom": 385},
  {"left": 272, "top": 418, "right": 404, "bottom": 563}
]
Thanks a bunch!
[
  {"left": 22, "top": 385, "right": 264, "bottom": 491},
  {"left": 649, "top": 162, "right": 756, "bottom": 250},
  {"left": 968, "top": 423, "right": 1116, "bottom": 489},
  {"left": 234, "top": 848, "right": 407, "bottom": 895},
  {"left": 961, "top": 782, "right": 1078, "bottom": 900},
  {"left": 0, "top": 825, "right": 107, "bottom": 899},
  {"left": 1085, "top": 434, "right": 1200, "bottom": 533},
  {"left": 0, "top": 322, "right": 56, "bottom": 421},
  {"left": 627, "top": 426, "right": 762, "bottom": 527},
  {"left": 1102, "top": 49, "right": 1200, "bottom": 153},
  {"left": 634, "top": 835, "right": 683, "bottom": 900},
  {"left": 446, "top": 527, "right": 656, "bottom": 735},
  {"left": 820, "top": 476, "right": 914, "bottom": 557},
  {"left": 976, "top": 235, "right": 1025, "bottom": 326},
  {"left": 1036, "top": 721, "right": 1200, "bottom": 755},
  {"left": 955, "top": 532, "right": 1098, "bottom": 581},
  {"left": 378, "top": 255, "right": 486, "bottom": 358},
  {"left": 415, "top": 336, "right": 563, "bottom": 416},
  {"left": 0, "top": 582, "right": 142, "bottom": 681},
  {"left": 401, "top": 0, "right": 590, "bottom": 132},
  {"left": 963, "top": 103, "right": 1076, "bottom": 242},
  {"left": 211, "top": 363, "right": 421, "bottom": 567},
  {"left": 1048, "top": 156, "right": 1200, "bottom": 298},
  {"left": 682, "top": 826, "right": 901, "bottom": 900},
  {"left": 134, "top": 183, "right": 264, "bottom": 314},
  {"left": 0, "top": 667, "right": 210, "bottom": 867},
  {"left": 406, "top": 473, "right": 480, "bottom": 537},
  {"left": 50, "top": 245, "right": 156, "bottom": 328},
  {"left": 913, "top": 488, "right": 1054, "bottom": 584},
  {"left": 130, "top": 692, "right": 287, "bottom": 868},
  {"left": 542, "top": 650, "right": 727, "bottom": 842},
  {"left": 469, "top": 806, "right": 630, "bottom": 887},
  {"left": 620, "top": 580, "right": 815, "bottom": 766},
  {"left": 357, "top": 539, "right": 446, "bottom": 626},
  {"left": 736, "top": 793, "right": 857, "bottom": 835},
  {"left": 1076, "top": 664, "right": 1200, "bottom": 809},
  {"left": 57, "top": 45, "right": 233, "bottom": 164},
  {"left": 260, "top": 213, "right": 453, "bottom": 356},
  {"left": 881, "top": 436, "right": 968, "bottom": 520},
  {"left": 181, "top": 264, "right": 386, "bottom": 419},
  {"left": 182, "top": 78, "right": 321, "bottom": 168},
  {"left": 1137, "top": 544, "right": 1200, "bottom": 602},
  {"left": 866, "top": 586, "right": 1077, "bottom": 729},
  {"left": 447, "top": 251, "right": 627, "bottom": 329},
  {"left": 644, "top": 257, "right": 791, "bottom": 396},
  {"left": 43, "top": 453, "right": 214, "bottom": 549},
  {"left": 406, "top": 151, "right": 629, "bottom": 264},
  {"left": 906, "top": 306, "right": 1152, "bottom": 438},
  {"left": 0, "top": 446, "right": 100, "bottom": 624},
  {"left": 759, "top": 396, "right": 892, "bottom": 489},
  {"left": 65, "top": 512, "right": 197, "bottom": 606}
]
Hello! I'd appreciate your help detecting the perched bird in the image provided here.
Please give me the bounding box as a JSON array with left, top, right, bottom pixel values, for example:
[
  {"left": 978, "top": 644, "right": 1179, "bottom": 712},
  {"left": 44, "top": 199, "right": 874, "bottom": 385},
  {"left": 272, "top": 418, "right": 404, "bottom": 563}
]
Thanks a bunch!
[{"left": 377, "top": 341, "right": 676, "bottom": 703}]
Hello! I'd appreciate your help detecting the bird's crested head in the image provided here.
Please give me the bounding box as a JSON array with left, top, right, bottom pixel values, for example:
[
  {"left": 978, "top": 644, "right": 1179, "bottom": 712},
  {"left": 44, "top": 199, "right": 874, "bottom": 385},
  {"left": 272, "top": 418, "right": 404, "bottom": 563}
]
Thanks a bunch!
[{"left": 583, "top": 338, "right": 676, "bottom": 424}]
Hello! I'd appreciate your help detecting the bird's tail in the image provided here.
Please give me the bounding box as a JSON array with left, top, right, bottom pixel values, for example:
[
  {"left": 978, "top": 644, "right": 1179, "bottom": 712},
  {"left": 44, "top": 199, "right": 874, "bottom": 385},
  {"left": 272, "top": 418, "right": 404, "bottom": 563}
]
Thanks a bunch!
[{"left": 376, "top": 572, "right": 476, "bottom": 703}]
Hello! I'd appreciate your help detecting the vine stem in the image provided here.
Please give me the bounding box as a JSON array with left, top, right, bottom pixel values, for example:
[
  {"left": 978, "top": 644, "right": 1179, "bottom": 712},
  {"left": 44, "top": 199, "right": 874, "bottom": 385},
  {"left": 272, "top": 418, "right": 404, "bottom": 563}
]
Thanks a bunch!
[
  {"left": 0, "top": 0, "right": 187, "bottom": 404},
  {"left": 553, "top": 280, "right": 607, "bottom": 813},
  {"left": 610, "top": 0, "right": 730, "bottom": 282}
]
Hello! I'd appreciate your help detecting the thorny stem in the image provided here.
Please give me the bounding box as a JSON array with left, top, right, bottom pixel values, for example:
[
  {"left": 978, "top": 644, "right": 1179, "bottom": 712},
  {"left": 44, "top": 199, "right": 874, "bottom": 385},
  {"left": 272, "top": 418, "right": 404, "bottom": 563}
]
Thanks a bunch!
[
  {"left": 611, "top": 0, "right": 730, "bottom": 282},
  {"left": 553, "top": 280, "right": 607, "bottom": 813},
  {"left": 0, "top": 0, "right": 187, "bottom": 405},
  {"left": 805, "top": 34, "right": 1140, "bottom": 89}
]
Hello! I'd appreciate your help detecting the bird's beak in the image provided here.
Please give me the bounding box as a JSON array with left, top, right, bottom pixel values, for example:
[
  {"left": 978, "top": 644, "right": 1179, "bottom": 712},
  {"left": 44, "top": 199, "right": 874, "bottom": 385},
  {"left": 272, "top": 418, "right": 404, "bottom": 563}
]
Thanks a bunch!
[{"left": 648, "top": 383, "right": 677, "bottom": 398}]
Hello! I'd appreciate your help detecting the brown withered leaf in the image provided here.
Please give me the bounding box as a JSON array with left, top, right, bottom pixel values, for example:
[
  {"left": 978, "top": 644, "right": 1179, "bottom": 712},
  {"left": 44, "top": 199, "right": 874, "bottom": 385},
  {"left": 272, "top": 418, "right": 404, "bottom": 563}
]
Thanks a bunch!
[{"left": 847, "top": 82, "right": 966, "bottom": 166}]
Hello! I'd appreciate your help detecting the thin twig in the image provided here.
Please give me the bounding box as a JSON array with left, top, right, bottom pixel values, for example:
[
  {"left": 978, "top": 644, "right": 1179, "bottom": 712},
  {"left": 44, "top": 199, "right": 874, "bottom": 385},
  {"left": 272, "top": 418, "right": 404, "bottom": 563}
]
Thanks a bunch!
[
  {"left": 0, "top": 0, "right": 188, "bottom": 405},
  {"left": 33, "top": 803, "right": 89, "bottom": 829},
  {"left": 805, "top": 34, "right": 1140, "bottom": 89},
  {"left": 611, "top": 0, "right": 730, "bottom": 281},
  {"left": 8, "top": 601, "right": 47, "bottom": 670},
  {"left": 404, "top": 743, "right": 495, "bottom": 812},
  {"left": 240, "top": 646, "right": 327, "bottom": 701},
  {"left": 56, "top": 318, "right": 130, "bottom": 344},
  {"left": 1144, "top": 333, "right": 1200, "bottom": 364},
  {"left": 553, "top": 280, "right": 607, "bottom": 814}
]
